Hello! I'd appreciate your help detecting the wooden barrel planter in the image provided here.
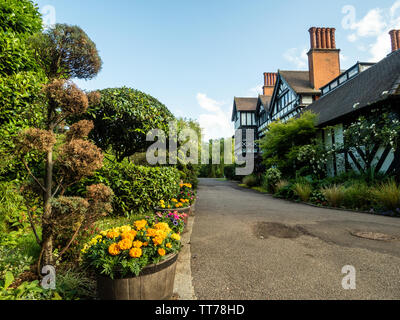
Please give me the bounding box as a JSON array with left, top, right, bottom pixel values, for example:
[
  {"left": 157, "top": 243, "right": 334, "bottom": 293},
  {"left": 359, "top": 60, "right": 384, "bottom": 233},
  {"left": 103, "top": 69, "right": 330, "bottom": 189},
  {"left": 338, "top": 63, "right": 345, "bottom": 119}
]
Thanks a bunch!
[{"left": 97, "top": 253, "right": 178, "bottom": 300}]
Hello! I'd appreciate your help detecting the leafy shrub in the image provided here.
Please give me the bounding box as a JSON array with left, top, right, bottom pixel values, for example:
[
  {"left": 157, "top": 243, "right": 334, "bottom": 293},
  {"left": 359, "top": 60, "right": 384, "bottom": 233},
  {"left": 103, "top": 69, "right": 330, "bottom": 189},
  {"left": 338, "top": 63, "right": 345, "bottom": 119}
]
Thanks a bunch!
[
  {"left": 371, "top": 180, "right": 400, "bottom": 211},
  {"left": 293, "top": 182, "right": 312, "bottom": 202},
  {"left": 263, "top": 168, "right": 282, "bottom": 192},
  {"left": 224, "top": 165, "right": 241, "bottom": 181},
  {"left": 259, "top": 111, "right": 317, "bottom": 177},
  {"left": 55, "top": 268, "right": 96, "bottom": 300},
  {"left": 75, "top": 158, "right": 181, "bottom": 216},
  {"left": 0, "top": 181, "right": 27, "bottom": 233},
  {"left": 242, "top": 175, "right": 258, "bottom": 188},
  {"left": 275, "top": 180, "right": 289, "bottom": 192},
  {"left": 321, "top": 185, "right": 345, "bottom": 208}
]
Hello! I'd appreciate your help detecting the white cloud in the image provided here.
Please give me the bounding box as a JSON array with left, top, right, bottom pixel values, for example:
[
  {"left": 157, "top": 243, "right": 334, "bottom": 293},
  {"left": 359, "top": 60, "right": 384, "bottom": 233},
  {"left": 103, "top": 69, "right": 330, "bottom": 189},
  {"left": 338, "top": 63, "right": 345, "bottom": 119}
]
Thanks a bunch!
[
  {"left": 283, "top": 47, "right": 308, "bottom": 70},
  {"left": 346, "top": 1, "right": 400, "bottom": 61},
  {"left": 196, "top": 93, "right": 233, "bottom": 141},
  {"left": 247, "top": 85, "right": 263, "bottom": 96}
]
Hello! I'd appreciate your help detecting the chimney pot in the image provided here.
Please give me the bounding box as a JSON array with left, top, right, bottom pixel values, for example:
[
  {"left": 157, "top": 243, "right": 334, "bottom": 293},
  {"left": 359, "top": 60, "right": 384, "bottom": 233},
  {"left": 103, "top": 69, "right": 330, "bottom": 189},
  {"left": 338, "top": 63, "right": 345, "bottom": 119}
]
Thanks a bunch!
[{"left": 389, "top": 30, "right": 399, "bottom": 52}]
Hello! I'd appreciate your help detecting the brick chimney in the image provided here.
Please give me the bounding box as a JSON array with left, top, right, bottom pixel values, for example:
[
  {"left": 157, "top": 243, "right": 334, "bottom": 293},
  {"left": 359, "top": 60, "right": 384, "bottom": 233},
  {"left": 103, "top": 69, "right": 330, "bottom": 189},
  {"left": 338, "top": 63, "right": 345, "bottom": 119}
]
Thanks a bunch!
[
  {"left": 308, "top": 27, "right": 341, "bottom": 90},
  {"left": 263, "top": 72, "right": 277, "bottom": 96},
  {"left": 389, "top": 29, "right": 400, "bottom": 52}
]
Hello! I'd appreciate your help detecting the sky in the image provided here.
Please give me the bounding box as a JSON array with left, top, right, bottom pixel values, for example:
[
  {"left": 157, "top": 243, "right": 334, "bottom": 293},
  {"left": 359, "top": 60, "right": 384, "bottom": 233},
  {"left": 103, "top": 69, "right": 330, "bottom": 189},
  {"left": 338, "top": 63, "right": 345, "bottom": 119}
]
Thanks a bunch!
[{"left": 35, "top": 0, "right": 400, "bottom": 140}]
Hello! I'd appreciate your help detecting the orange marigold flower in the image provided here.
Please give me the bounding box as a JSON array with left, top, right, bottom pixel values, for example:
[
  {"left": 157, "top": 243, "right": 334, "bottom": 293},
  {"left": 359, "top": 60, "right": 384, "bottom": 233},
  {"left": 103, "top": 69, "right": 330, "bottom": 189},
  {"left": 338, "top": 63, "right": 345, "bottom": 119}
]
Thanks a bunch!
[
  {"left": 108, "top": 243, "right": 121, "bottom": 256},
  {"left": 107, "top": 231, "right": 120, "bottom": 239},
  {"left": 133, "top": 240, "right": 143, "bottom": 248},
  {"left": 134, "top": 219, "right": 147, "bottom": 231},
  {"left": 153, "top": 236, "right": 164, "bottom": 246},
  {"left": 143, "top": 242, "right": 149, "bottom": 247},
  {"left": 129, "top": 247, "right": 142, "bottom": 258},
  {"left": 146, "top": 228, "right": 157, "bottom": 237},
  {"left": 121, "top": 230, "right": 136, "bottom": 241},
  {"left": 158, "top": 248, "right": 166, "bottom": 256},
  {"left": 166, "top": 243, "right": 172, "bottom": 249},
  {"left": 118, "top": 239, "right": 133, "bottom": 250}
]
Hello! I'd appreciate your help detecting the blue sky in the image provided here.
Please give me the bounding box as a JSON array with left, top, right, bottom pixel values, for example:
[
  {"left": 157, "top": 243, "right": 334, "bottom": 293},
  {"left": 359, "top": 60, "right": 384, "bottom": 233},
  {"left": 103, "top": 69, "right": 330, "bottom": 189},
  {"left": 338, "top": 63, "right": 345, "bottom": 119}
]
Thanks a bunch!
[{"left": 35, "top": 0, "right": 400, "bottom": 140}]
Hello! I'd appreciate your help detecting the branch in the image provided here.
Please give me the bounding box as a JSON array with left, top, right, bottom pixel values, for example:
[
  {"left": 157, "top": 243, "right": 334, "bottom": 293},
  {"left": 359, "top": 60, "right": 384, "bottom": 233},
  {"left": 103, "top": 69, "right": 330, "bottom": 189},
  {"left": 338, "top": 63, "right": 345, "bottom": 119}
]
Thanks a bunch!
[
  {"left": 52, "top": 177, "right": 64, "bottom": 197},
  {"left": 21, "top": 158, "right": 46, "bottom": 193},
  {"left": 55, "top": 224, "right": 82, "bottom": 263},
  {"left": 27, "top": 209, "right": 41, "bottom": 245}
]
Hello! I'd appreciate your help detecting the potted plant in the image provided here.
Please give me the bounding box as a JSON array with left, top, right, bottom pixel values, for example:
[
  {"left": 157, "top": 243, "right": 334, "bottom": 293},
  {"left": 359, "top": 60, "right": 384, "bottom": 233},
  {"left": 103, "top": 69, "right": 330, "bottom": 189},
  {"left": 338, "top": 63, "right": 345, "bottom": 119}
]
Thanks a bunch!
[
  {"left": 81, "top": 218, "right": 181, "bottom": 300},
  {"left": 155, "top": 182, "right": 197, "bottom": 216}
]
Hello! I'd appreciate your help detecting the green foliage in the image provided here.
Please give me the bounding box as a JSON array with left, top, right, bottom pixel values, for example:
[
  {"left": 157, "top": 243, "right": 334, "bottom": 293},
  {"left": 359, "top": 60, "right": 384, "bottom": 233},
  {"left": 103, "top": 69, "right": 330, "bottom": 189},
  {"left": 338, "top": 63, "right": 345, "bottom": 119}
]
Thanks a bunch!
[
  {"left": 293, "top": 182, "right": 312, "bottom": 202},
  {"left": 342, "top": 182, "right": 373, "bottom": 210},
  {"left": 242, "top": 174, "right": 258, "bottom": 188},
  {"left": 259, "top": 111, "right": 318, "bottom": 177},
  {"left": 55, "top": 268, "right": 96, "bottom": 300},
  {"left": 371, "top": 180, "right": 400, "bottom": 211},
  {"left": 0, "top": 0, "right": 46, "bottom": 180},
  {"left": 0, "top": 0, "right": 42, "bottom": 35},
  {"left": 321, "top": 184, "right": 345, "bottom": 208},
  {"left": 83, "top": 87, "right": 174, "bottom": 162},
  {"left": 262, "top": 167, "right": 282, "bottom": 192},
  {"left": 75, "top": 157, "right": 181, "bottom": 216},
  {"left": 0, "top": 181, "right": 27, "bottom": 232}
]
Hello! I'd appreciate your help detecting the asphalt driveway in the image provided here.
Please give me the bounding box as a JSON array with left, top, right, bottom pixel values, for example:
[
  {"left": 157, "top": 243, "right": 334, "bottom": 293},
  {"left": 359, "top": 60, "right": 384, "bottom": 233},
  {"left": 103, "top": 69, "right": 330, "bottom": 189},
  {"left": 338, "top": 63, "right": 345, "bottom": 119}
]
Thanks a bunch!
[{"left": 190, "top": 178, "right": 400, "bottom": 300}]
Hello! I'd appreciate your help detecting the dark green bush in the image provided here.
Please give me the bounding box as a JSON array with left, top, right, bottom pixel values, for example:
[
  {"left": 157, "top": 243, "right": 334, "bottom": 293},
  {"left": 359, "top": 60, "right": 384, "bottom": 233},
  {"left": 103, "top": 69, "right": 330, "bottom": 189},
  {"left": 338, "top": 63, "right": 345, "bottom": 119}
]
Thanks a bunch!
[
  {"left": 224, "top": 165, "right": 241, "bottom": 181},
  {"left": 74, "top": 158, "right": 181, "bottom": 217}
]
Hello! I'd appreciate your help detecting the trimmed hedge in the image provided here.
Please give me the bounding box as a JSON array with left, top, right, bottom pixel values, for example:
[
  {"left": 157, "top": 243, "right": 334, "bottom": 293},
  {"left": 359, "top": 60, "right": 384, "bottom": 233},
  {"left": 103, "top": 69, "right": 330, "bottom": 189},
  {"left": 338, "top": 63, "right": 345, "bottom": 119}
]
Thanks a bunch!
[{"left": 74, "top": 159, "right": 181, "bottom": 216}]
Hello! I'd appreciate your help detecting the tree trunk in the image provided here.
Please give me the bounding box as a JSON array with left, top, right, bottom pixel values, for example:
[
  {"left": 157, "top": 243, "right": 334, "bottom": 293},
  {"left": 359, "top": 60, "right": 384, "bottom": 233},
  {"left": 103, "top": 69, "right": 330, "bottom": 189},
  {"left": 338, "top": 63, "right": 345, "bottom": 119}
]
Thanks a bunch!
[{"left": 42, "top": 149, "right": 54, "bottom": 266}]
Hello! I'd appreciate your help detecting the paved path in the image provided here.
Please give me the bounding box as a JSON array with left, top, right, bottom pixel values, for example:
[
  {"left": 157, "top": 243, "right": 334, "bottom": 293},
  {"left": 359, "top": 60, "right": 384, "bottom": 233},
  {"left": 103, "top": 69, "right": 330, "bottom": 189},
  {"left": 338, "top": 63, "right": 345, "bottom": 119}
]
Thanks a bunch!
[{"left": 190, "top": 178, "right": 400, "bottom": 300}]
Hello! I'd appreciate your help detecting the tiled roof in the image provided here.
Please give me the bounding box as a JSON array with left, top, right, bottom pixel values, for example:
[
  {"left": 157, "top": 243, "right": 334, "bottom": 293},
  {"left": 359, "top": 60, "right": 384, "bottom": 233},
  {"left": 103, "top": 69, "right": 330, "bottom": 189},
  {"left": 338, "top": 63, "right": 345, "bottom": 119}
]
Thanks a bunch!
[
  {"left": 305, "top": 49, "right": 400, "bottom": 126},
  {"left": 234, "top": 97, "right": 258, "bottom": 111},
  {"left": 258, "top": 95, "right": 272, "bottom": 111},
  {"left": 279, "top": 70, "right": 320, "bottom": 94}
]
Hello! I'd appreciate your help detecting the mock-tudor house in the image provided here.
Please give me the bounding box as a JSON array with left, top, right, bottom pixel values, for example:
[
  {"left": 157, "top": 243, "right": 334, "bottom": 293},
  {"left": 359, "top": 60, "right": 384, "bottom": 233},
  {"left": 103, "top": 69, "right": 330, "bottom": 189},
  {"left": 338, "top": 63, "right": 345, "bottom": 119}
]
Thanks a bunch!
[{"left": 231, "top": 26, "right": 400, "bottom": 177}]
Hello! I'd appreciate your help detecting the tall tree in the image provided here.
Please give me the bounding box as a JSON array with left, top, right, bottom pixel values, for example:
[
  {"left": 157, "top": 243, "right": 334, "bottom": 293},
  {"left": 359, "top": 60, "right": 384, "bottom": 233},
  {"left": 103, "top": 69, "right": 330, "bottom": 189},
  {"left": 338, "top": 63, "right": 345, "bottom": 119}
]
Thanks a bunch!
[{"left": 16, "top": 24, "right": 108, "bottom": 268}]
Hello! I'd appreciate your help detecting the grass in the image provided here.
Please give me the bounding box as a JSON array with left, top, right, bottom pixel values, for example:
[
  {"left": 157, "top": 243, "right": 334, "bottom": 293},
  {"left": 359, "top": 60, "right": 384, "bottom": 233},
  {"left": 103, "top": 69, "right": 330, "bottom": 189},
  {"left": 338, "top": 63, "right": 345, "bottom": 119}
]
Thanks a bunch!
[
  {"left": 293, "top": 183, "right": 312, "bottom": 202},
  {"left": 371, "top": 180, "right": 400, "bottom": 211},
  {"left": 321, "top": 184, "right": 345, "bottom": 208}
]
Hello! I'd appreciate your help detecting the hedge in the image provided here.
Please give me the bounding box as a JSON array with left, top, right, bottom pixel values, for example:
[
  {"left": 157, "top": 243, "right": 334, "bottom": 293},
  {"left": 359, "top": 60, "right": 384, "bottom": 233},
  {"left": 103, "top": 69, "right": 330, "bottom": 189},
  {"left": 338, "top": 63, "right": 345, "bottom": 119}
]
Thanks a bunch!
[{"left": 74, "top": 159, "right": 181, "bottom": 216}]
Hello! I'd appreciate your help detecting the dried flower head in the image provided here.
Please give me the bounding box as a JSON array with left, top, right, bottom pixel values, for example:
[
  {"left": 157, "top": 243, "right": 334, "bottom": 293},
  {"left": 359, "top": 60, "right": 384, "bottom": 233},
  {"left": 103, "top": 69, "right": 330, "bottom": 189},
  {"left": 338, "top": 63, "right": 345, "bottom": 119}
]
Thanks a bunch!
[
  {"left": 58, "top": 139, "right": 104, "bottom": 180},
  {"left": 86, "top": 184, "right": 114, "bottom": 203},
  {"left": 87, "top": 91, "right": 101, "bottom": 106},
  {"left": 17, "top": 128, "right": 56, "bottom": 153},
  {"left": 43, "top": 79, "right": 89, "bottom": 115},
  {"left": 66, "top": 120, "right": 94, "bottom": 141}
]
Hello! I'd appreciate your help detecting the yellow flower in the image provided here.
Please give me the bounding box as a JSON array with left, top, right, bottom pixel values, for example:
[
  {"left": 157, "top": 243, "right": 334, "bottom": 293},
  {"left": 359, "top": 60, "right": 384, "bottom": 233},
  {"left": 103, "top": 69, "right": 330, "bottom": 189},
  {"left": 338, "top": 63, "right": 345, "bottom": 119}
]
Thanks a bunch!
[
  {"left": 153, "top": 236, "right": 164, "bottom": 246},
  {"left": 161, "top": 205, "right": 166, "bottom": 208},
  {"left": 171, "top": 199, "right": 178, "bottom": 203},
  {"left": 171, "top": 233, "right": 181, "bottom": 241},
  {"left": 108, "top": 243, "right": 121, "bottom": 256},
  {"left": 107, "top": 231, "right": 120, "bottom": 239},
  {"left": 158, "top": 248, "right": 166, "bottom": 256},
  {"left": 119, "top": 225, "right": 132, "bottom": 233},
  {"left": 146, "top": 228, "right": 157, "bottom": 237},
  {"left": 134, "top": 219, "right": 147, "bottom": 231},
  {"left": 129, "top": 247, "right": 142, "bottom": 258},
  {"left": 118, "top": 239, "right": 133, "bottom": 250},
  {"left": 133, "top": 240, "right": 143, "bottom": 248},
  {"left": 166, "top": 243, "right": 172, "bottom": 249},
  {"left": 121, "top": 230, "right": 136, "bottom": 241}
]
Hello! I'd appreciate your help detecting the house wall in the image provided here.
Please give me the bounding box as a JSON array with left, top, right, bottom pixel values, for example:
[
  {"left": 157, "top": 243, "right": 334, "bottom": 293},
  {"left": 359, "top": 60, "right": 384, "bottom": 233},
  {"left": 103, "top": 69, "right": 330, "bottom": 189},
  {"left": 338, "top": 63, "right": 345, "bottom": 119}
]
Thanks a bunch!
[{"left": 320, "top": 122, "right": 396, "bottom": 177}]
